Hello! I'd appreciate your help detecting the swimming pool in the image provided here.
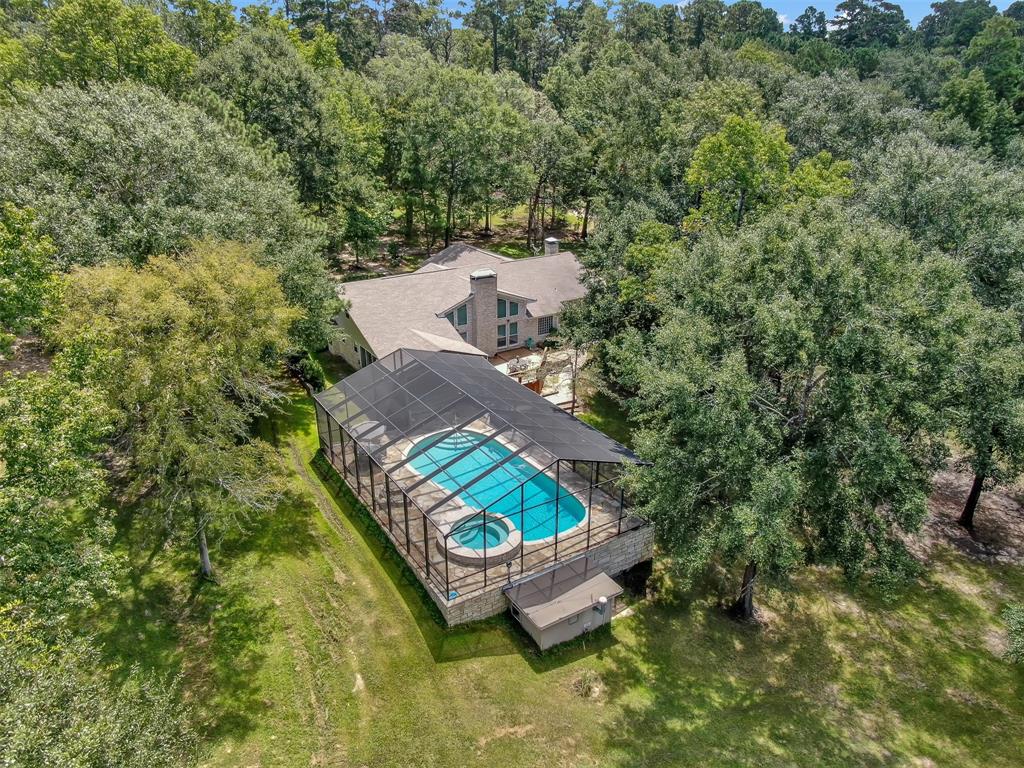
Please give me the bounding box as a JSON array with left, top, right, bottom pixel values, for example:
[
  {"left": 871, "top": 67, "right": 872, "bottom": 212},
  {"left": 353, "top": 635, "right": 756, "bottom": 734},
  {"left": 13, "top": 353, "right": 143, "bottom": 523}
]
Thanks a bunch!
[{"left": 408, "top": 430, "right": 586, "bottom": 545}]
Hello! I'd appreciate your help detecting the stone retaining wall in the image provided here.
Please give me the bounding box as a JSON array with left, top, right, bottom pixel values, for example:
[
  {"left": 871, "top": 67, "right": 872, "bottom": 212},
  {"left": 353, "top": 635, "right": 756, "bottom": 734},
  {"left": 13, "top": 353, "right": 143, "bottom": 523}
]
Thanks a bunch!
[{"left": 435, "top": 521, "right": 655, "bottom": 626}]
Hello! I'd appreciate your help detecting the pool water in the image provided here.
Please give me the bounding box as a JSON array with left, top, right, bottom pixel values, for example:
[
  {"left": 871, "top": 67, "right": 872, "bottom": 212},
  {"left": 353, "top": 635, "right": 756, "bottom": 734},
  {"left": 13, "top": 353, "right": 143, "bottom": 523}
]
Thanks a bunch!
[
  {"left": 408, "top": 430, "right": 586, "bottom": 545},
  {"left": 450, "top": 514, "right": 509, "bottom": 550}
]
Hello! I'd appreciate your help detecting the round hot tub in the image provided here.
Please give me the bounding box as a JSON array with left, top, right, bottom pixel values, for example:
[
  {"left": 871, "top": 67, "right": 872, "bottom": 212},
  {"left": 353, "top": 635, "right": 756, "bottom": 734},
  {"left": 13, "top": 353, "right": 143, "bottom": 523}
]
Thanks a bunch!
[{"left": 436, "top": 511, "right": 522, "bottom": 567}]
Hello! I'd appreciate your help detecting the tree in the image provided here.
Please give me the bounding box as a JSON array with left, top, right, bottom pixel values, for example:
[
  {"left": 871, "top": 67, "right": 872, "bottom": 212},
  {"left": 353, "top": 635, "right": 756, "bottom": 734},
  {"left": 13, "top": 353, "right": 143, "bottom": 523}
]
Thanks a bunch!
[
  {"left": 198, "top": 28, "right": 345, "bottom": 214},
  {"left": 859, "top": 132, "right": 1024, "bottom": 309},
  {"left": 860, "top": 134, "right": 1024, "bottom": 531},
  {"left": 953, "top": 309, "right": 1024, "bottom": 531},
  {"left": 830, "top": 0, "right": 909, "bottom": 48},
  {"left": 791, "top": 6, "right": 828, "bottom": 39},
  {"left": 722, "top": 0, "right": 782, "bottom": 41},
  {"left": 35, "top": 0, "right": 195, "bottom": 92},
  {"left": 1006, "top": 1, "right": 1024, "bottom": 25},
  {"left": 919, "top": 0, "right": 997, "bottom": 50},
  {"left": 963, "top": 15, "right": 1024, "bottom": 102},
  {"left": 0, "top": 82, "right": 336, "bottom": 350},
  {"left": 372, "top": 42, "right": 526, "bottom": 248},
  {"left": 611, "top": 201, "right": 971, "bottom": 617},
  {"left": 165, "top": 0, "right": 239, "bottom": 56},
  {"left": 679, "top": 0, "right": 726, "bottom": 47},
  {"left": 50, "top": 242, "right": 296, "bottom": 578},
  {"left": 772, "top": 73, "right": 926, "bottom": 161},
  {"left": 685, "top": 115, "right": 792, "bottom": 227},
  {"left": 0, "top": 204, "right": 53, "bottom": 354},
  {"left": 0, "top": 610, "right": 197, "bottom": 768},
  {"left": 324, "top": 69, "right": 392, "bottom": 261},
  {"left": 940, "top": 67, "right": 1017, "bottom": 153},
  {"left": 0, "top": 352, "right": 118, "bottom": 626}
]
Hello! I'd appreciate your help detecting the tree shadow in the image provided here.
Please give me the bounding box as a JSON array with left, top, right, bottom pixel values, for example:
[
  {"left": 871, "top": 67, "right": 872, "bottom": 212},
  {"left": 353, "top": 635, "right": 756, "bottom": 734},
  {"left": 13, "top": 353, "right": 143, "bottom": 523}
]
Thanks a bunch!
[
  {"left": 97, "top": 558, "right": 274, "bottom": 743},
  {"left": 309, "top": 452, "right": 533, "bottom": 664},
  {"left": 594, "top": 591, "right": 880, "bottom": 767},
  {"left": 592, "top": 557, "right": 1024, "bottom": 767}
]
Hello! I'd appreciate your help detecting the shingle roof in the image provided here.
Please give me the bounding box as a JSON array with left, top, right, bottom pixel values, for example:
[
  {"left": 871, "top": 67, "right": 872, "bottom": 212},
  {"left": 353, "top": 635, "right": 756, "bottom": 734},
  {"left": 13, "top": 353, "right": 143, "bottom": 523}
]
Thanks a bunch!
[
  {"left": 414, "top": 243, "right": 511, "bottom": 272},
  {"left": 338, "top": 245, "right": 586, "bottom": 358}
]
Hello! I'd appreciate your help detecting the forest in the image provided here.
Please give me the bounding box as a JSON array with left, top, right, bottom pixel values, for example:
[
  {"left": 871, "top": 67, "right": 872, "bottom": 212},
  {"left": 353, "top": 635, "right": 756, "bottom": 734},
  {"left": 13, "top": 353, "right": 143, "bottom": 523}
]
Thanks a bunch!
[{"left": 2, "top": 0, "right": 1024, "bottom": 765}]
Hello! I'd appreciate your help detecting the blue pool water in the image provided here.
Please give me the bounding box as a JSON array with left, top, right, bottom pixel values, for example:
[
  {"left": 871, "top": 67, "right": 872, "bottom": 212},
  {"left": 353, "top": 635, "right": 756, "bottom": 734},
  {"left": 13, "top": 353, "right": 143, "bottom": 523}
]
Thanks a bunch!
[
  {"left": 450, "top": 514, "right": 510, "bottom": 550},
  {"left": 408, "top": 430, "right": 586, "bottom": 545}
]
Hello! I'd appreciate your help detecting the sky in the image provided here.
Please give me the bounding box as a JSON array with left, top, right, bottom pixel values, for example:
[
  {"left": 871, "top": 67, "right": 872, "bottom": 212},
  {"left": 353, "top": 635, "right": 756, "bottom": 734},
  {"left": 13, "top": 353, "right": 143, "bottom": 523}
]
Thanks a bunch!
[{"left": 752, "top": 0, "right": 1015, "bottom": 26}]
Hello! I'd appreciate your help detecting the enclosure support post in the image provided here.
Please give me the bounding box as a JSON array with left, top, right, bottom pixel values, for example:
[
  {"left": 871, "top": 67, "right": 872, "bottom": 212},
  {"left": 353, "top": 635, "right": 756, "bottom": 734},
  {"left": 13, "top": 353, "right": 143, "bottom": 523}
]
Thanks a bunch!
[
  {"left": 326, "top": 411, "right": 336, "bottom": 466},
  {"left": 586, "top": 464, "right": 594, "bottom": 551},
  {"left": 520, "top": 485, "right": 525, "bottom": 577},
  {"left": 618, "top": 485, "right": 625, "bottom": 535},
  {"left": 372, "top": 456, "right": 380, "bottom": 518},
  {"left": 339, "top": 426, "right": 350, "bottom": 479},
  {"left": 403, "top": 495, "right": 410, "bottom": 553},
  {"left": 353, "top": 441, "right": 362, "bottom": 496},
  {"left": 423, "top": 515, "right": 430, "bottom": 582},
  {"left": 554, "top": 461, "right": 561, "bottom": 562}
]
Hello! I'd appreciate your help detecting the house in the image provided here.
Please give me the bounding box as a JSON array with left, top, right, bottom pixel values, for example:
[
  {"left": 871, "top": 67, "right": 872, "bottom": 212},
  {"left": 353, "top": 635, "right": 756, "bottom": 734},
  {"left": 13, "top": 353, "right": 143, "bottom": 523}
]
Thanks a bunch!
[{"left": 328, "top": 238, "right": 586, "bottom": 369}]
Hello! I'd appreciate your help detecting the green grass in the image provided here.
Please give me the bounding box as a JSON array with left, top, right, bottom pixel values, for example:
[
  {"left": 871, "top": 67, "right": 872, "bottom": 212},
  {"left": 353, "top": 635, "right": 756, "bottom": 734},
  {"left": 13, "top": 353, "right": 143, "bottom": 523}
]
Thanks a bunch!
[
  {"left": 96, "top": 386, "right": 1024, "bottom": 768},
  {"left": 578, "top": 390, "right": 634, "bottom": 448}
]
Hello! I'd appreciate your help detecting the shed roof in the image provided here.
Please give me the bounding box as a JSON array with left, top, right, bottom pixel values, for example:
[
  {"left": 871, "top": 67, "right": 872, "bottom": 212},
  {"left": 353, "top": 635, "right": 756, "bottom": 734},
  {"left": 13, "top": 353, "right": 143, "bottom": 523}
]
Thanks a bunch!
[{"left": 504, "top": 556, "right": 623, "bottom": 630}]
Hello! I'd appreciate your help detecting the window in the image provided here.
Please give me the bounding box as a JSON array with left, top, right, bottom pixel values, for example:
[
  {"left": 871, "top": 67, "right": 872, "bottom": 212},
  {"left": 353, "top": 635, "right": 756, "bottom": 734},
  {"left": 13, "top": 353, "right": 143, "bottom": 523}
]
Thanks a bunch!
[
  {"left": 497, "top": 324, "right": 506, "bottom": 348},
  {"left": 497, "top": 298, "right": 506, "bottom": 318},
  {"left": 508, "top": 321, "right": 518, "bottom": 346},
  {"left": 509, "top": 301, "right": 519, "bottom": 316},
  {"left": 537, "top": 315, "right": 554, "bottom": 335},
  {"left": 359, "top": 346, "right": 376, "bottom": 368},
  {"left": 567, "top": 614, "right": 580, "bottom": 625},
  {"left": 446, "top": 305, "right": 467, "bottom": 327}
]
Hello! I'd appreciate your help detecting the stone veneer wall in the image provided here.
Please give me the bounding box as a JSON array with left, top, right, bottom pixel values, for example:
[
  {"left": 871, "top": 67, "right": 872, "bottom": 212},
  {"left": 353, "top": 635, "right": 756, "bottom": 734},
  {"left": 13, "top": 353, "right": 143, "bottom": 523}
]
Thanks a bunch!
[{"left": 436, "top": 522, "right": 656, "bottom": 626}]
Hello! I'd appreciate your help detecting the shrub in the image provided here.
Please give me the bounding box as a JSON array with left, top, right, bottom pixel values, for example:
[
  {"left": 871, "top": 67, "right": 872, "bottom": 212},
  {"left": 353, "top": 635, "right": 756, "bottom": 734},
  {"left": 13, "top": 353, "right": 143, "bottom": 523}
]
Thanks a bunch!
[
  {"left": 1004, "top": 603, "right": 1024, "bottom": 664},
  {"left": 294, "top": 353, "right": 326, "bottom": 392}
]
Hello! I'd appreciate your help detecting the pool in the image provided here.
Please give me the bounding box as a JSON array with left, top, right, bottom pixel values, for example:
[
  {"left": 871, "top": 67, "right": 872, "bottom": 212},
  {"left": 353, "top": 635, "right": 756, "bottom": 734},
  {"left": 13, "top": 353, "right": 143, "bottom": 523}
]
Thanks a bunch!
[{"left": 408, "top": 430, "right": 586, "bottom": 545}]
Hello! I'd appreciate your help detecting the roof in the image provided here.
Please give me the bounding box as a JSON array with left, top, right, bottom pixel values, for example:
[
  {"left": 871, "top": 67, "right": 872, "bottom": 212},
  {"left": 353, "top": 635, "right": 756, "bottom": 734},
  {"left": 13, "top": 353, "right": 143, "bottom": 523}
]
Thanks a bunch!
[
  {"left": 337, "top": 245, "right": 586, "bottom": 358},
  {"left": 314, "top": 348, "right": 639, "bottom": 489},
  {"left": 415, "top": 242, "right": 511, "bottom": 272},
  {"left": 504, "top": 556, "right": 623, "bottom": 630}
]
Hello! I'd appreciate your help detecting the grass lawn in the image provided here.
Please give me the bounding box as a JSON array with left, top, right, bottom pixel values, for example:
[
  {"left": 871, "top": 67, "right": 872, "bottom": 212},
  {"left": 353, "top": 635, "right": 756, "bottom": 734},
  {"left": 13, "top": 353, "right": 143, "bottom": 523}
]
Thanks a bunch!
[
  {"left": 578, "top": 389, "right": 634, "bottom": 448},
  {"left": 96, "top": 385, "right": 1024, "bottom": 768}
]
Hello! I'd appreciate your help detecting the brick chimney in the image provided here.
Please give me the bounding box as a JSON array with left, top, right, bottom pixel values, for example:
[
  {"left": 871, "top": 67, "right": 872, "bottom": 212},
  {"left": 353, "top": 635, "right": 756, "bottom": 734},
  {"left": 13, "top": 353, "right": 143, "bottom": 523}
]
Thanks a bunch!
[
  {"left": 544, "top": 237, "right": 559, "bottom": 257},
  {"left": 469, "top": 268, "right": 498, "bottom": 355}
]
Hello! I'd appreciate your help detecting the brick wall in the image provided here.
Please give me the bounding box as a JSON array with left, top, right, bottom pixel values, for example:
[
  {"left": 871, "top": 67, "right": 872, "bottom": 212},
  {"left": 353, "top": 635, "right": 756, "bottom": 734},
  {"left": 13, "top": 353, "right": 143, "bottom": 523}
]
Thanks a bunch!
[{"left": 469, "top": 271, "right": 498, "bottom": 355}]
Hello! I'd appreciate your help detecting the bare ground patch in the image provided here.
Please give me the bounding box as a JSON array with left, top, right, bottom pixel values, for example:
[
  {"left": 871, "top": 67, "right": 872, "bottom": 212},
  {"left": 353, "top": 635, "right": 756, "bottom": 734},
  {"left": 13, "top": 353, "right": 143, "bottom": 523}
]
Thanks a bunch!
[{"left": 917, "top": 470, "right": 1024, "bottom": 566}]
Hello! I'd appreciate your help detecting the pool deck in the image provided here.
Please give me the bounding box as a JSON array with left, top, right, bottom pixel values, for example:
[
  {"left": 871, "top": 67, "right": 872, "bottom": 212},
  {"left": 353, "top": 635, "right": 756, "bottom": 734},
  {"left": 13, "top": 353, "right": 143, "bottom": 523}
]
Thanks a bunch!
[{"left": 325, "top": 415, "right": 639, "bottom": 609}]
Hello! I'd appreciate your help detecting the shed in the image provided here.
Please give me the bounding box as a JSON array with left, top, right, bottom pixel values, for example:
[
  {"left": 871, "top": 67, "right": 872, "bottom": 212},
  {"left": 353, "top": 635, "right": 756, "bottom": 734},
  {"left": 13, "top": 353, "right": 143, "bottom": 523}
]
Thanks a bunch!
[{"left": 504, "top": 556, "right": 623, "bottom": 650}]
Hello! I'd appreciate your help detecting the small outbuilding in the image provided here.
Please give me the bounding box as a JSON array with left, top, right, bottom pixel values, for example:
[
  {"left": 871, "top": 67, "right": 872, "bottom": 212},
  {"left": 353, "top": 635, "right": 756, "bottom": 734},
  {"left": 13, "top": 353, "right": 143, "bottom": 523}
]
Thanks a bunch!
[{"left": 504, "top": 556, "right": 623, "bottom": 650}]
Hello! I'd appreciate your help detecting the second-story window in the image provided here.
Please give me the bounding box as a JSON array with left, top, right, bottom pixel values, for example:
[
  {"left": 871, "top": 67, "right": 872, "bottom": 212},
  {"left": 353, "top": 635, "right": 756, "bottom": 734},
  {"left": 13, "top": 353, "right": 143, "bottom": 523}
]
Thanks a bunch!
[
  {"left": 446, "top": 304, "right": 468, "bottom": 327},
  {"left": 497, "top": 298, "right": 519, "bottom": 318}
]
